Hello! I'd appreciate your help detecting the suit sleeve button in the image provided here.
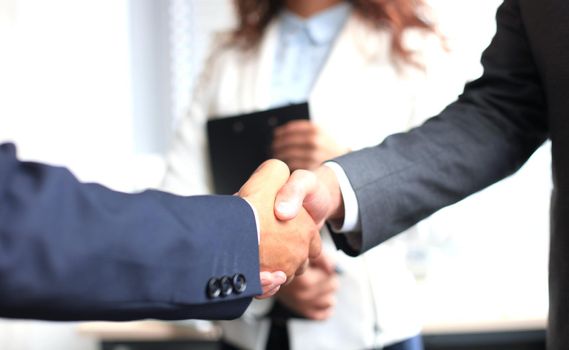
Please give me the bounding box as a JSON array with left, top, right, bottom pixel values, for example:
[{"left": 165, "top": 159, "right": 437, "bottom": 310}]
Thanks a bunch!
[
  {"left": 207, "top": 277, "right": 221, "bottom": 299},
  {"left": 220, "top": 276, "right": 234, "bottom": 296},
  {"left": 232, "top": 273, "right": 247, "bottom": 294}
]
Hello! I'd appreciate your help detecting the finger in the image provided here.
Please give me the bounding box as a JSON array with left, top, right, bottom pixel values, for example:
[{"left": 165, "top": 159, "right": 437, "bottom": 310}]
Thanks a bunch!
[
  {"left": 272, "top": 146, "right": 314, "bottom": 164},
  {"left": 272, "top": 133, "right": 314, "bottom": 152},
  {"left": 311, "top": 293, "right": 337, "bottom": 311},
  {"left": 260, "top": 271, "right": 273, "bottom": 287},
  {"left": 274, "top": 120, "right": 314, "bottom": 137},
  {"left": 309, "top": 306, "right": 335, "bottom": 320},
  {"left": 286, "top": 161, "right": 315, "bottom": 172},
  {"left": 256, "top": 285, "right": 281, "bottom": 299},
  {"left": 295, "top": 259, "right": 309, "bottom": 276},
  {"left": 303, "top": 271, "right": 339, "bottom": 299},
  {"left": 260, "top": 271, "right": 287, "bottom": 287},
  {"left": 274, "top": 170, "right": 318, "bottom": 220},
  {"left": 273, "top": 271, "right": 288, "bottom": 285},
  {"left": 271, "top": 131, "right": 314, "bottom": 148},
  {"left": 284, "top": 268, "right": 318, "bottom": 290},
  {"left": 317, "top": 275, "right": 340, "bottom": 297},
  {"left": 308, "top": 227, "right": 322, "bottom": 260},
  {"left": 276, "top": 157, "right": 314, "bottom": 172},
  {"left": 284, "top": 266, "right": 333, "bottom": 296},
  {"left": 258, "top": 271, "right": 287, "bottom": 298},
  {"left": 310, "top": 252, "right": 336, "bottom": 275},
  {"left": 285, "top": 161, "right": 311, "bottom": 172},
  {"left": 272, "top": 148, "right": 313, "bottom": 164},
  {"left": 273, "top": 153, "right": 315, "bottom": 172}
]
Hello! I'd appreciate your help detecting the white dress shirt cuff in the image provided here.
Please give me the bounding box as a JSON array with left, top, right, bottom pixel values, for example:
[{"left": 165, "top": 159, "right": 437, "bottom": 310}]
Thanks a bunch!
[
  {"left": 242, "top": 198, "right": 261, "bottom": 244},
  {"left": 323, "top": 161, "right": 361, "bottom": 233}
]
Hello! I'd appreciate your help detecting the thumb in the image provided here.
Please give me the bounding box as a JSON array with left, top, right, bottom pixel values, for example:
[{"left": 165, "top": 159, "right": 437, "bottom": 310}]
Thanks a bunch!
[
  {"left": 274, "top": 178, "right": 304, "bottom": 220},
  {"left": 275, "top": 169, "right": 330, "bottom": 226}
]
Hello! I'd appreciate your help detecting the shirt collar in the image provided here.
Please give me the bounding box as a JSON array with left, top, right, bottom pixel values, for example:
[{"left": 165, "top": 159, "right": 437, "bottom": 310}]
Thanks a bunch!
[{"left": 279, "top": 2, "right": 352, "bottom": 45}]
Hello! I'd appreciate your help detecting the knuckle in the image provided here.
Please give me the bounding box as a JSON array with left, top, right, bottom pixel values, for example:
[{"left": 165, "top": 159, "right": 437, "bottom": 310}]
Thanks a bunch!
[{"left": 265, "top": 158, "right": 289, "bottom": 173}]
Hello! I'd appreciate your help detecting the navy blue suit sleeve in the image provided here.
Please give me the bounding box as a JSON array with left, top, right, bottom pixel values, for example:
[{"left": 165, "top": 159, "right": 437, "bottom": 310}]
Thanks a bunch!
[{"left": 0, "top": 143, "right": 261, "bottom": 321}]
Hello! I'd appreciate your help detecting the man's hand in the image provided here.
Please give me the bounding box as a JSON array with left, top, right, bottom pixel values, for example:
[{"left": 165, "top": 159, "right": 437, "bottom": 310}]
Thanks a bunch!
[
  {"left": 272, "top": 120, "right": 349, "bottom": 171},
  {"left": 258, "top": 271, "right": 287, "bottom": 299},
  {"left": 274, "top": 165, "right": 344, "bottom": 228},
  {"left": 239, "top": 160, "right": 322, "bottom": 284},
  {"left": 276, "top": 253, "right": 338, "bottom": 320}
]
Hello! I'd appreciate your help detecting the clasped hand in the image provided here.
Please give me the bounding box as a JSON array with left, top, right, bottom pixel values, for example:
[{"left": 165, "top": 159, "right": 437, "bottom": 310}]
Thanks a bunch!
[{"left": 239, "top": 160, "right": 343, "bottom": 299}]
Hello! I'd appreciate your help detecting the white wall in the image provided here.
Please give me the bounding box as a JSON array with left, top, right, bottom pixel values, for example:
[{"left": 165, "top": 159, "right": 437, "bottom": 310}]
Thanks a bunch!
[
  {"left": 413, "top": 0, "right": 550, "bottom": 327},
  {"left": 0, "top": 1, "right": 137, "bottom": 349},
  {"left": 0, "top": 0, "right": 135, "bottom": 185},
  {"left": 170, "top": 0, "right": 234, "bottom": 127}
]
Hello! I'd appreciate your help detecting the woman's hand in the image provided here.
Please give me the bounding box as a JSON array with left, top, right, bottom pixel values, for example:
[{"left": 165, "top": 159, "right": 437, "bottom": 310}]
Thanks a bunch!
[
  {"left": 272, "top": 120, "right": 349, "bottom": 171},
  {"left": 275, "top": 253, "right": 338, "bottom": 320}
]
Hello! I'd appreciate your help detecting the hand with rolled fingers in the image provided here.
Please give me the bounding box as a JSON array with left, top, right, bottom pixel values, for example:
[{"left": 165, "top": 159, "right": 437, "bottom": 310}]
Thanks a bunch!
[
  {"left": 238, "top": 160, "right": 323, "bottom": 298},
  {"left": 276, "top": 252, "right": 339, "bottom": 320},
  {"left": 272, "top": 120, "right": 349, "bottom": 171}
]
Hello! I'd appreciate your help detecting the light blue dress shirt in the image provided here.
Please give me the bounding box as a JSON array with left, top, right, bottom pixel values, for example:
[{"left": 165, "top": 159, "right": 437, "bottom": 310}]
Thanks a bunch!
[
  {"left": 270, "top": 3, "right": 361, "bottom": 233},
  {"left": 270, "top": 2, "right": 352, "bottom": 108}
]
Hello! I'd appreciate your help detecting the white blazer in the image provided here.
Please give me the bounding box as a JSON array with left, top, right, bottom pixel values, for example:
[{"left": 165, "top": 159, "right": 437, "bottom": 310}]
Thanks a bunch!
[{"left": 163, "top": 12, "right": 464, "bottom": 350}]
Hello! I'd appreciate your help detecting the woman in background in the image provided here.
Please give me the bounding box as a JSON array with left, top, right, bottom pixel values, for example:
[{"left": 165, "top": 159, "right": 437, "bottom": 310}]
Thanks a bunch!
[{"left": 163, "top": 0, "right": 463, "bottom": 349}]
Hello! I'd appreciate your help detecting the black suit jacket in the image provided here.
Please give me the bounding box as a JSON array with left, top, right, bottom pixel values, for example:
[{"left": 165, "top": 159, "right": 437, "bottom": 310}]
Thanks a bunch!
[
  {"left": 332, "top": 1, "right": 568, "bottom": 348},
  {"left": 0, "top": 143, "right": 261, "bottom": 321}
]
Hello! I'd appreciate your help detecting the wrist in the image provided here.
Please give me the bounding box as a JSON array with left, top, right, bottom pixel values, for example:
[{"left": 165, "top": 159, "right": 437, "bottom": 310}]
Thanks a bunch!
[
  {"left": 241, "top": 197, "right": 261, "bottom": 245},
  {"left": 315, "top": 165, "right": 344, "bottom": 222}
]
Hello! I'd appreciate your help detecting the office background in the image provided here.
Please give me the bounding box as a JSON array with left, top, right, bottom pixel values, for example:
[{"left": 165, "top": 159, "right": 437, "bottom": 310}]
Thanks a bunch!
[{"left": 0, "top": 0, "right": 550, "bottom": 349}]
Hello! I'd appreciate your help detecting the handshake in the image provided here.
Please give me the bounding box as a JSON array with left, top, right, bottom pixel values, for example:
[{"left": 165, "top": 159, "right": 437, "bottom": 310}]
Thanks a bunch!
[{"left": 237, "top": 159, "right": 344, "bottom": 299}]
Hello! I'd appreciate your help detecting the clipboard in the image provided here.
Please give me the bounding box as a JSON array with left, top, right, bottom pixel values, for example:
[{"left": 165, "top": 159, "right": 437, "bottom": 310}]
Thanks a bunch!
[{"left": 207, "top": 102, "right": 310, "bottom": 195}]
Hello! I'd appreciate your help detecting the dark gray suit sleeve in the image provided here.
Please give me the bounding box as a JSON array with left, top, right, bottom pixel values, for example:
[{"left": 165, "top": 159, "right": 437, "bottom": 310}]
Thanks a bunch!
[
  {"left": 0, "top": 143, "right": 261, "bottom": 321},
  {"left": 332, "top": 0, "right": 548, "bottom": 255}
]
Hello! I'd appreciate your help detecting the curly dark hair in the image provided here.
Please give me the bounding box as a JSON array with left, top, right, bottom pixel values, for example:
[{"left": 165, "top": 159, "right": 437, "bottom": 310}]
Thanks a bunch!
[{"left": 229, "top": 0, "right": 438, "bottom": 63}]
